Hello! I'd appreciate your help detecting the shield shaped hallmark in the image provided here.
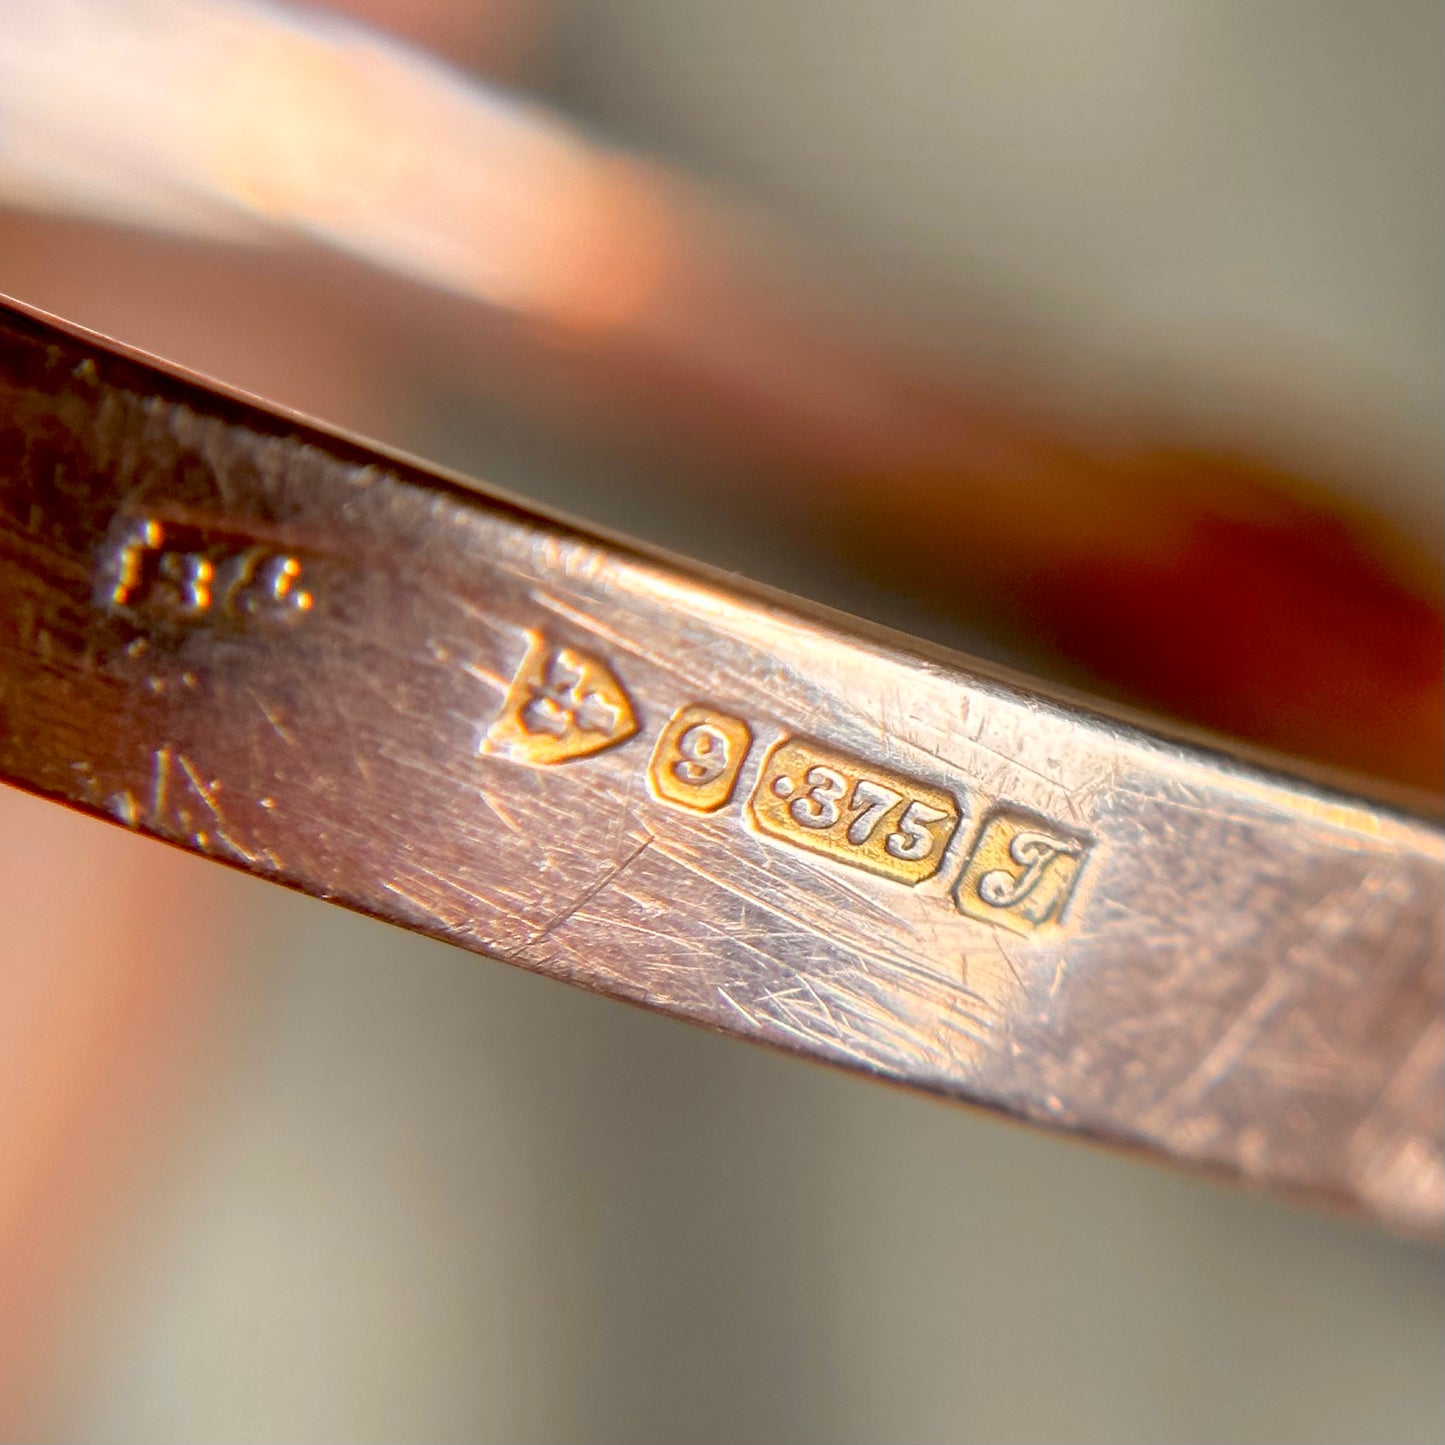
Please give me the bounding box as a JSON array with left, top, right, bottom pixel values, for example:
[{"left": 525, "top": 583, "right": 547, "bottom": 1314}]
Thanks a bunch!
[{"left": 481, "top": 631, "right": 638, "bottom": 766}]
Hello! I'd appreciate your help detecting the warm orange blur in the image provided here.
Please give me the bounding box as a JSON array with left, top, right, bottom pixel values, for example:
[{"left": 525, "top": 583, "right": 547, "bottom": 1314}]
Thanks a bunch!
[{"left": 828, "top": 448, "right": 1444, "bottom": 795}]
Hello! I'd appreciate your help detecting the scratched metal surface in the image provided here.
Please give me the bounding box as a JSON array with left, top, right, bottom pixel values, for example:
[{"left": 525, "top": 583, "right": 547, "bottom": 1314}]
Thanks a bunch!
[{"left": 1, "top": 299, "right": 1441, "bottom": 1236}]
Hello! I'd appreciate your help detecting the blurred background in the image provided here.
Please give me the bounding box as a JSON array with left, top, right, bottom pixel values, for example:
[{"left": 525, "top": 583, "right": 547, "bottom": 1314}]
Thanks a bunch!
[{"left": 0, "top": 1, "right": 1441, "bottom": 1440}]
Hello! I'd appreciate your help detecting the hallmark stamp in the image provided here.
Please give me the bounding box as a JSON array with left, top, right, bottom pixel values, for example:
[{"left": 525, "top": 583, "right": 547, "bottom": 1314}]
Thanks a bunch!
[
  {"left": 100, "top": 516, "right": 313, "bottom": 627},
  {"left": 649, "top": 705, "right": 752, "bottom": 812},
  {"left": 749, "top": 737, "right": 960, "bottom": 884},
  {"left": 953, "top": 808, "right": 1088, "bottom": 933},
  {"left": 482, "top": 631, "right": 638, "bottom": 765}
]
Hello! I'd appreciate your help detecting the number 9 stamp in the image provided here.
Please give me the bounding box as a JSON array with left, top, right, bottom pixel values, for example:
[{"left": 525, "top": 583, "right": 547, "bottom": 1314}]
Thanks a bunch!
[{"left": 648, "top": 705, "right": 754, "bottom": 812}]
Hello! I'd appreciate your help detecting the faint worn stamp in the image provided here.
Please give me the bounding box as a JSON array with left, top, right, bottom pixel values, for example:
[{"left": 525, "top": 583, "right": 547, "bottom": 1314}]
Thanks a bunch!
[
  {"left": 954, "top": 808, "right": 1089, "bottom": 933},
  {"left": 100, "top": 516, "right": 314, "bottom": 627},
  {"left": 482, "top": 631, "right": 638, "bottom": 766},
  {"left": 649, "top": 705, "right": 752, "bottom": 812}
]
